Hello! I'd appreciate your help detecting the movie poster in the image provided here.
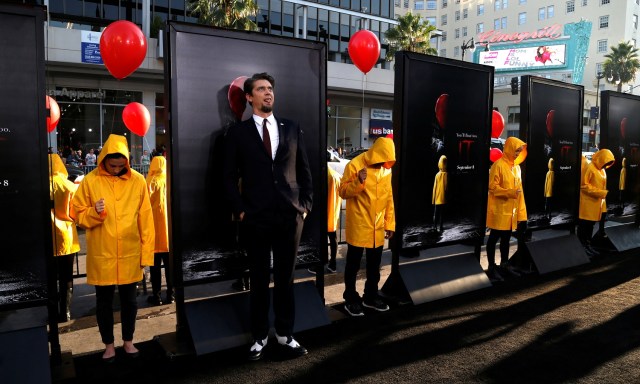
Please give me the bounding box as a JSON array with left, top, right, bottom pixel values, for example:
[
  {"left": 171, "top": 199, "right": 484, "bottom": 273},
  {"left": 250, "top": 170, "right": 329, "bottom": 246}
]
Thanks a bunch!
[
  {"left": 600, "top": 91, "right": 640, "bottom": 219},
  {"left": 393, "top": 52, "right": 493, "bottom": 252},
  {"left": 167, "top": 24, "right": 326, "bottom": 284},
  {"left": 520, "top": 76, "right": 583, "bottom": 229}
]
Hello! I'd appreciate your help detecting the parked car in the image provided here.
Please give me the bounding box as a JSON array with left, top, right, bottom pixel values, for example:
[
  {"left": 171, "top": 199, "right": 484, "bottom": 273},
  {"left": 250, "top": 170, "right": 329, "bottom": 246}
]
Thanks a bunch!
[
  {"left": 344, "top": 148, "right": 367, "bottom": 160},
  {"left": 65, "top": 163, "right": 84, "bottom": 184},
  {"left": 327, "top": 148, "right": 349, "bottom": 176},
  {"left": 582, "top": 151, "right": 595, "bottom": 163}
]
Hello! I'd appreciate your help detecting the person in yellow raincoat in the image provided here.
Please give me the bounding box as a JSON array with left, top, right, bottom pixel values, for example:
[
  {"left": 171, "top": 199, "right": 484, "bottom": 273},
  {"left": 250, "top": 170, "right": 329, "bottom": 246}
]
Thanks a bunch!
[
  {"left": 49, "top": 154, "right": 81, "bottom": 323},
  {"left": 146, "top": 156, "right": 172, "bottom": 305},
  {"left": 311, "top": 167, "right": 342, "bottom": 274},
  {"left": 485, "top": 137, "right": 527, "bottom": 282},
  {"left": 619, "top": 157, "right": 627, "bottom": 214},
  {"left": 72, "top": 134, "right": 154, "bottom": 362},
  {"left": 544, "top": 158, "right": 554, "bottom": 220},
  {"left": 432, "top": 155, "right": 448, "bottom": 232},
  {"left": 578, "top": 148, "right": 614, "bottom": 257},
  {"left": 339, "top": 137, "right": 395, "bottom": 316}
]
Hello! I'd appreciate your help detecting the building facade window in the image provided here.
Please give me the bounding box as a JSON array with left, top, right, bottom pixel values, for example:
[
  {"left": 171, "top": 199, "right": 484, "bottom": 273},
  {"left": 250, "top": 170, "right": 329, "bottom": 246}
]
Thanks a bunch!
[
  {"left": 519, "top": 0, "right": 526, "bottom": 3},
  {"left": 547, "top": 5, "right": 554, "bottom": 18},
  {"left": 596, "top": 62, "right": 604, "bottom": 75},
  {"left": 455, "top": 28, "right": 460, "bottom": 38},
  {"left": 601, "top": 0, "right": 610, "bottom": 4},
  {"left": 463, "top": 8, "right": 468, "bottom": 18},
  {"left": 599, "top": 15, "right": 609, "bottom": 28},
  {"left": 634, "top": 14, "right": 638, "bottom": 29},
  {"left": 507, "top": 106, "right": 520, "bottom": 124},
  {"left": 443, "top": 0, "right": 448, "bottom": 7},
  {"left": 442, "top": 14, "right": 448, "bottom": 25},
  {"left": 426, "top": 16, "right": 437, "bottom": 25},
  {"left": 415, "top": 0, "right": 425, "bottom": 10},
  {"left": 501, "top": 16, "right": 507, "bottom": 29},
  {"left": 567, "top": 0, "right": 575, "bottom": 13},
  {"left": 519, "top": 12, "right": 526, "bottom": 25},
  {"left": 442, "top": 31, "right": 447, "bottom": 41},
  {"left": 440, "top": 48, "right": 446, "bottom": 56},
  {"left": 454, "top": 46, "right": 460, "bottom": 56},
  {"left": 328, "top": 105, "right": 363, "bottom": 154},
  {"left": 477, "top": 22, "right": 484, "bottom": 33},
  {"left": 538, "top": 7, "right": 545, "bottom": 20},
  {"left": 495, "top": 1, "right": 501, "bottom": 10},
  {"left": 455, "top": 10, "right": 460, "bottom": 21},
  {"left": 427, "top": 0, "right": 437, "bottom": 9},
  {"left": 582, "top": 0, "right": 588, "bottom": 5},
  {"left": 462, "top": 26, "right": 468, "bottom": 36},
  {"left": 494, "top": 18, "right": 500, "bottom": 29},
  {"left": 478, "top": 4, "right": 484, "bottom": 15},
  {"left": 502, "top": 0, "right": 508, "bottom": 9},
  {"left": 597, "top": 39, "right": 608, "bottom": 53}
]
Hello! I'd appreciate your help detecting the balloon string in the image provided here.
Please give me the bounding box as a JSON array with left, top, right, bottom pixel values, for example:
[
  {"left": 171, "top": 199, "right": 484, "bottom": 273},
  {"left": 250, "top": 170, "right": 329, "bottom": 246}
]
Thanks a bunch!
[
  {"left": 362, "top": 73, "right": 366, "bottom": 122},
  {"left": 143, "top": 135, "right": 151, "bottom": 151}
]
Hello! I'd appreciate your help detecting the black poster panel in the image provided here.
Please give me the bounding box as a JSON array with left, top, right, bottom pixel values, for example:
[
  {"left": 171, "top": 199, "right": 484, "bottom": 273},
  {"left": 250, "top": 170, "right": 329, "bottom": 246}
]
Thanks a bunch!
[
  {"left": 600, "top": 91, "right": 640, "bottom": 219},
  {"left": 167, "top": 23, "right": 326, "bottom": 285},
  {"left": 393, "top": 52, "right": 493, "bottom": 252},
  {"left": 0, "top": 5, "right": 50, "bottom": 310},
  {"left": 520, "top": 76, "right": 583, "bottom": 230}
]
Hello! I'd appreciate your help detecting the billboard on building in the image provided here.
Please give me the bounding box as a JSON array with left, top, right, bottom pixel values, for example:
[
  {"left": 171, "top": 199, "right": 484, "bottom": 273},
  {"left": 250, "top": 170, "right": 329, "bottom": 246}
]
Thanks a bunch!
[
  {"left": 167, "top": 23, "right": 326, "bottom": 284},
  {"left": 600, "top": 91, "right": 640, "bottom": 219},
  {"left": 393, "top": 52, "right": 493, "bottom": 252},
  {"left": 519, "top": 76, "right": 584, "bottom": 230}
]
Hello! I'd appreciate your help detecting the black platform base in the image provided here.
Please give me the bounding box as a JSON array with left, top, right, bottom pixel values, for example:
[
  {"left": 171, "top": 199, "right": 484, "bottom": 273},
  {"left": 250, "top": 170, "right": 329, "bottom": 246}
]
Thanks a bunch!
[
  {"left": 602, "top": 221, "right": 640, "bottom": 252},
  {"left": 184, "top": 280, "right": 329, "bottom": 355},
  {"left": 523, "top": 230, "right": 590, "bottom": 274},
  {"left": 0, "top": 325, "right": 50, "bottom": 384},
  {"left": 383, "top": 245, "right": 491, "bottom": 306}
]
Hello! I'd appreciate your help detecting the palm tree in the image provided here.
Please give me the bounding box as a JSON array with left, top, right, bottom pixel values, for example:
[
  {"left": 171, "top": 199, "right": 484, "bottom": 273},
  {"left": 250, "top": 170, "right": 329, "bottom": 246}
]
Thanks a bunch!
[
  {"left": 603, "top": 41, "right": 640, "bottom": 92},
  {"left": 189, "top": 0, "right": 259, "bottom": 31},
  {"left": 384, "top": 12, "right": 438, "bottom": 61}
]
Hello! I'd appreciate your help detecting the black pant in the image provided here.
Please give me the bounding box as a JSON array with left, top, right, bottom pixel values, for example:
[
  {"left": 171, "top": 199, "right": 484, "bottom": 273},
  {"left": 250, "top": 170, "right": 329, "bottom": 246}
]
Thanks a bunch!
[
  {"left": 433, "top": 204, "right": 444, "bottom": 231},
  {"left": 95, "top": 283, "right": 138, "bottom": 344},
  {"left": 56, "top": 253, "right": 75, "bottom": 315},
  {"left": 328, "top": 231, "right": 337, "bottom": 267},
  {"left": 242, "top": 210, "right": 304, "bottom": 340},
  {"left": 486, "top": 229, "right": 511, "bottom": 266},
  {"left": 577, "top": 219, "right": 597, "bottom": 246},
  {"left": 149, "top": 252, "right": 172, "bottom": 297},
  {"left": 343, "top": 245, "right": 382, "bottom": 303}
]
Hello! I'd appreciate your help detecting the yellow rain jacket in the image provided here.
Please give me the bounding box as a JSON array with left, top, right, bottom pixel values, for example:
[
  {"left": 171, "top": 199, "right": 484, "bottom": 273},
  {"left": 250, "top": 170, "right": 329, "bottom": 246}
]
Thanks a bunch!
[
  {"left": 486, "top": 137, "right": 527, "bottom": 231},
  {"left": 49, "top": 154, "right": 81, "bottom": 257},
  {"left": 72, "top": 134, "right": 154, "bottom": 286},
  {"left": 327, "top": 167, "right": 342, "bottom": 233},
  {"left": 339, "top": 137, "right": 395, "bottom": 248},
  {"left": 544, "top": 158, "right": 554, "bottom": 198},
  {"left": 147, "top": 156, "right": 169, "bottom": 253},
  {"left": 579, "top": 149, "right": 614, "bottom": 221},
  {"left": 620, "top": 158, "right": 627, "bottom": 191},
  {"left": 432, "top": 155, "right": 448, "bottom": 205}
]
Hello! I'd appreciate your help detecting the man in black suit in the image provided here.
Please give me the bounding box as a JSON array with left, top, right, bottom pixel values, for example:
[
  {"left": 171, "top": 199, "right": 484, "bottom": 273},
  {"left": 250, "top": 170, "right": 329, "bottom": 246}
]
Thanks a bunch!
[{"left": 223, "top": 72, "right": 313, "bottom": 360}]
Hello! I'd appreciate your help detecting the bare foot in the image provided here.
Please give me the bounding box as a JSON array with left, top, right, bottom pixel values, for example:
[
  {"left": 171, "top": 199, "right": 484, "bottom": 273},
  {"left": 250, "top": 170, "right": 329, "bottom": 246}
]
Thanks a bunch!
[
  {"left": 103, "top": 343, "right": 116, "bottom": 359},
  {"left": 122, "top": 340, "right": 139, "bottom": 354}
]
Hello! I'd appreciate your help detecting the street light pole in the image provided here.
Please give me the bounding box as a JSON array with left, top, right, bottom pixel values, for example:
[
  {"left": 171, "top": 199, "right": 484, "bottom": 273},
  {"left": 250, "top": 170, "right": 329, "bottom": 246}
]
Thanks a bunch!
[
  {"left": 594, "top": 71, "right": 605, "bottom": 147},
  {"left": 461, "top": 38, "right": 475, "bottom": 61}
]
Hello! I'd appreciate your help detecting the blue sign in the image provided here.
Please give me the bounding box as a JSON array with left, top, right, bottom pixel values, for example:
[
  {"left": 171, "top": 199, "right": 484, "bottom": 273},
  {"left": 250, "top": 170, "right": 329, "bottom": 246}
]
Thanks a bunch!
[{"left": 81, "top": 31, "right": 103, "bottom": 64}]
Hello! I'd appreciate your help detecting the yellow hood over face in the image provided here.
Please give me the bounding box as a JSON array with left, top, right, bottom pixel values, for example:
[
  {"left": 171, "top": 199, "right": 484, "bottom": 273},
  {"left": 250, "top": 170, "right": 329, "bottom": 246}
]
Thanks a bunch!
[
  {"left": 503, "top": 137, "right": 527, "bottom": 165},
  {"left": 364, "top": 137, "right": 396, "bottom": 168},
  {"left": 146, "top": 156, "right": 166, "bottom": 184},
  {"left": 97, "top": 134, "right": 131, "bottom": 169},
  {"left": 547, "top": 158, "right": 554, "bottom": 170},
  {"left": 49, "top": 154, "right": 68, "bottom": 179},
  {"left": 592, "top": 149, "right": 615, "bottom": 170},
  {"left": 438, "top": 155, "right": 447, "bottom": 171}
]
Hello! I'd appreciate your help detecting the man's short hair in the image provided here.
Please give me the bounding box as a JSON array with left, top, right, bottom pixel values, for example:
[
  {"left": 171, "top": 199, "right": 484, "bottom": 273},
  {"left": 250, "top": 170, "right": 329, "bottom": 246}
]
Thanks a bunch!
[{"left": 244, "top": 72, "right": 275, "bottom": 95}]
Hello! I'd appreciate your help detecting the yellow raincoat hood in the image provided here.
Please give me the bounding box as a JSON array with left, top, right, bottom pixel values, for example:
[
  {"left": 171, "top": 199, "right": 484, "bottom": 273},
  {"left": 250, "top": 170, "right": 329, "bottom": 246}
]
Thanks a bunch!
[
  {"left": 502, "top": 137, "right": 527, "bottom": 165},
  {"left": 97, "top": 134, "right": 131, "bottom": 177},
  {"left": 363, "top": 137, "right": 396, "bottom": 169},
  {"left": 591, "top": 149, "right": 614, "bottom": 170},
  {"left": 49, "top": 154, "right": 80, "bottom": 256},
  {"left": 146, "top": 155, "right": 166, "bottom": 184}
]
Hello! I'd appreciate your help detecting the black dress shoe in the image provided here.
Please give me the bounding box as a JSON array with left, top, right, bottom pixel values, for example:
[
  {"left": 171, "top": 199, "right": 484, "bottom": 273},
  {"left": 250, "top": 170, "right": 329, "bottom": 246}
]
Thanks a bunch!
[
  {"left": 248, "top": 337, "right": 268, "bottom": 361},
  {"left": 275, "top": 334, "right": 308, "bottom": 357},
  {"left": 102, "top": 355, "right": 116, "bottom": 364},
  {"left": 124, "top": 350, "right": 140, "bottom": 359}
]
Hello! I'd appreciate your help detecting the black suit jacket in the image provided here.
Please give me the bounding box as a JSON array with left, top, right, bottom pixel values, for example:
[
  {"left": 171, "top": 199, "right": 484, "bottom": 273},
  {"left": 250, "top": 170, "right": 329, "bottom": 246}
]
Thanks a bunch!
[{"left": 223, "top": 116, "right": 313, "bottom": 220}]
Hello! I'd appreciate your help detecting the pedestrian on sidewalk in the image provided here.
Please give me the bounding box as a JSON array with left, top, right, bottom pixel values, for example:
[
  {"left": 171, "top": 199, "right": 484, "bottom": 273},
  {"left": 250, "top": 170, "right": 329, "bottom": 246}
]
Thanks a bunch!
[
  {"left": 146, "top": 155, "right": 173, "bottom": 305},
  {"left": 308, "top": 167, "right": 342, "bottom": 275},
  {"left": 49, "top": 154, "right": 81, "bottom": 323},
  {"left": 485, "top": 136, "right": 527, "bottom": 282},
  {"left": 72, "top": 134, "right": 155, "bottom": 363},
  {"left": 223, "top": 73, "right": 313, "bottom": 360},
  {"left": 339, "top": 137, "right": 395, "bottom": 317}
]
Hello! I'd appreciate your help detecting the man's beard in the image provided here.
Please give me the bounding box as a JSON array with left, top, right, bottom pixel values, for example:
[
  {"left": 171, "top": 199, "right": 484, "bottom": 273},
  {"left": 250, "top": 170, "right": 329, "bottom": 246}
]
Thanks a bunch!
[{"left": 260, "top": 105, "right": 272, "bottom": 113}]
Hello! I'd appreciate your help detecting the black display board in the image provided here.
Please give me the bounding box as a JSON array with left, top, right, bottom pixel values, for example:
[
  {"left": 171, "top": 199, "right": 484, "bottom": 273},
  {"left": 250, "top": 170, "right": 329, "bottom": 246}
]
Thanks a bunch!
[
  {"left": 393, "top": 52, "right": 493, "bottom": 253},
  {"left": 600, "top": 91, "right": 640, "bottom": 219},
  {"left": 0, "top": 5, "right": 50, "bottom": 310},
  {"left": 166, "top": 23, "right": 326, "bottom": 285},
  {"left": 520, "top": 76, "right": 584, "bottom": 230}
]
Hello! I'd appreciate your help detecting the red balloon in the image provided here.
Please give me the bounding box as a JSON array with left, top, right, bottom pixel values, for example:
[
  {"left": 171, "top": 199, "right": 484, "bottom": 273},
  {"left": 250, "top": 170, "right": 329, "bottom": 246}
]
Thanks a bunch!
[
  {"left": 46, "top": 96, "right": 60, "bottom": 133},
  {"left": 621, "top": 117, "right": 627, "bottom": 139},
  {"left": 489, "top": 147, "right": 503, "bottom": 163},
  {"left": 348, "top": 30, "right": 381, "bottom": 75},
  {"left": 491, "top": 110, "right": 505, "bottom": 139},
  {"left": 100, "top": 20, "right": 147, "bottom": 80},
  {"left": 228, "top": 76, "right": 248, "bottom": 120},
  {"left": 546, "top": 110, "right": 555, "bottom": 137},
  {"left": 122, "top": 102, "right": 150, "bottom": 137},
  {"left": 435, "top": 94, "right": 449, "bottom": 129}
]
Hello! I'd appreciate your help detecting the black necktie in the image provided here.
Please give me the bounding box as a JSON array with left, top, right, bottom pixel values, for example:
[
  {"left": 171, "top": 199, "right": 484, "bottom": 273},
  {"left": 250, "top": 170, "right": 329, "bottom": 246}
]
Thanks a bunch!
[{"left": 262, "top": 119, "right": 272, "bottom": 158}]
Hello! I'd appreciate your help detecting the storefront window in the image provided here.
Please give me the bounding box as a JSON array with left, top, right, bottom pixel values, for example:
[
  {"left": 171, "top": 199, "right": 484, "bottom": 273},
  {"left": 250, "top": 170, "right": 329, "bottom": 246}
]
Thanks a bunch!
[{"left": 328, "top": 105, "right": 362, "bottom": 153}]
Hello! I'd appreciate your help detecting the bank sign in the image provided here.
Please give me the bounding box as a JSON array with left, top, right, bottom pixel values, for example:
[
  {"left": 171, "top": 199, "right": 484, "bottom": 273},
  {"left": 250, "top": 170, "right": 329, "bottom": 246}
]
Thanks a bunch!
[{"left": 473, "top": 20, "right": 592, "bottom": 84}]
